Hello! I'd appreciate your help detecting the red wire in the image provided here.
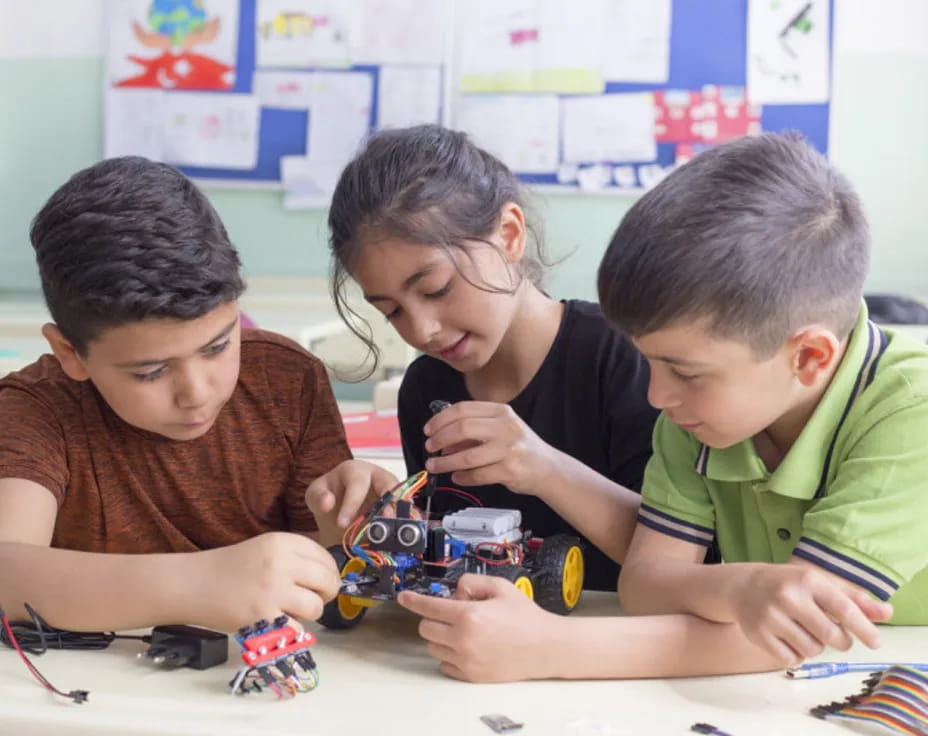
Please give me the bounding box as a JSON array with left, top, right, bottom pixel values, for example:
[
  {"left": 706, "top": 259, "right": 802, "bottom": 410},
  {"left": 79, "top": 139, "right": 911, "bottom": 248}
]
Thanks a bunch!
[
  {"left": 1, "top": 611, "right": 88, "bottom": 702},
  {"left": 435, "top": 486, "right": 484, "bottom": 507}
]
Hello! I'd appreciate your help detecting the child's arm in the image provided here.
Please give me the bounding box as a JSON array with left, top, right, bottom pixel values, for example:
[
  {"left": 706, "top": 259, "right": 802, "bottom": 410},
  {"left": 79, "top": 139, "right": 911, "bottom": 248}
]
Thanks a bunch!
[
  {"left": 0, "top": 478, "right": 341, "bottom": 632},
  {"left": 304, "top": 459, "right": 401, "bottom": 546},
  {"left": 397, "top": 574, "right": 793, "bottom": 682},
  {"left": 618, "top": 524, "right": 892, "bottom": 662},
  {"left": 422, "top": 401, "right": 641, "bottom": 563}
]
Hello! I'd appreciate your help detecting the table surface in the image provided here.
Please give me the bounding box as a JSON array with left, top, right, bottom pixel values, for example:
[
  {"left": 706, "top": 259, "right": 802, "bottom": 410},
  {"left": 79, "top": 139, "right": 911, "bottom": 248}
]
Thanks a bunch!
[{"left": 2, "top": 592, "right": 925, "bottom": 736}]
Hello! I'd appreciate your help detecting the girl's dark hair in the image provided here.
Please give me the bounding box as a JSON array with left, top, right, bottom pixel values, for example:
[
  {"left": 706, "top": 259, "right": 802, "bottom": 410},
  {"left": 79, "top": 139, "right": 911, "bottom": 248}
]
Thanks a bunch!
[
  {"left": 31, "top": 156, "right": 244, "bottom": 355},
  {"left": 327, "top": 124, "right": 550, "bottom": 377}
]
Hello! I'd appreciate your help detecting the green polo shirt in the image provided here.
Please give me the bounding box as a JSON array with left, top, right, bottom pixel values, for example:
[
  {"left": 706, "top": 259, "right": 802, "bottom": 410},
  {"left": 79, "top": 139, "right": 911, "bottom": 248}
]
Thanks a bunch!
[{"left": 639, "top": 306, "right": 928, "bottom": 624}]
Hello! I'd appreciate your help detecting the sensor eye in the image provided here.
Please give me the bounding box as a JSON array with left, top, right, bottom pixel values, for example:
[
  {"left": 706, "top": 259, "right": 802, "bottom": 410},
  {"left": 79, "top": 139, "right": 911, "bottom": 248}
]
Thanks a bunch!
[
  {"left": 397, "top": 523, "right": 422, "bottom": 548},
  {"left": 367, "top": 520, "right": 390, "bottom": 545}
]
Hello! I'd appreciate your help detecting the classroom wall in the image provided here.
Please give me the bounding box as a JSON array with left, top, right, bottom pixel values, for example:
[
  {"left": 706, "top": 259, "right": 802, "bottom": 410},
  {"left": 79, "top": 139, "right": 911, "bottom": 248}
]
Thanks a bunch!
[{"left": 1, "top": 0, "right": 925, "bottom": 300}]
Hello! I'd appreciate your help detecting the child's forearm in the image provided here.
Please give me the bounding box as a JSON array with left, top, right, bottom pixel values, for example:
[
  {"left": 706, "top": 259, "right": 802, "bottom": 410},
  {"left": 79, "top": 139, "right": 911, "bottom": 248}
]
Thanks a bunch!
[
  {"left": 619, "top": 556, "right": 759, "bottom": 622},
  {"left": 533, "top": 451, "right": 640, "bottom": 565},
  {"left": 539, "top": 612, "right": 789, "bottom": 679},
  {"left": 0, "top": 542, "right": 197, "bottom": 631}
]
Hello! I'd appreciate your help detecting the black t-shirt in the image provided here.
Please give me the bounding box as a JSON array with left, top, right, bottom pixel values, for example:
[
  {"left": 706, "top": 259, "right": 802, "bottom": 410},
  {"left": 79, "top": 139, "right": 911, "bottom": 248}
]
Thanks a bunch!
[{"left": 398, "top": 299, "right": 659, "bottom": 591}]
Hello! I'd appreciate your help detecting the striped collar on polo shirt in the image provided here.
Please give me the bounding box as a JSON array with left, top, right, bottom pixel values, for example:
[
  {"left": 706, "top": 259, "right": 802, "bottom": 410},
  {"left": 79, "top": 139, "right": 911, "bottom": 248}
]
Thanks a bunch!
[{"left": 692, "top": 313, "right": 888, "bottom": 500}]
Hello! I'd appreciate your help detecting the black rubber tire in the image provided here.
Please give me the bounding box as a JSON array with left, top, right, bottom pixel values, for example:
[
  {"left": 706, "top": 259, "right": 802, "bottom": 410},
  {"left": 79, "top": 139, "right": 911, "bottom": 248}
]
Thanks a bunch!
[
  {"left": 533, "top": 534, "right": 585, "bottom": 615},
  {"left": 317, "top": 546, "right": 368, "bottom": 630}
]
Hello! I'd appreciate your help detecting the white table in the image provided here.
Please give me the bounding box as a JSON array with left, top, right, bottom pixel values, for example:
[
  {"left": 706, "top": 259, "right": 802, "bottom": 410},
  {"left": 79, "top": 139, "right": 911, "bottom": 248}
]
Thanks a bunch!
[{"left": 2, "top": 593, "right": 925, "bottom": 736}]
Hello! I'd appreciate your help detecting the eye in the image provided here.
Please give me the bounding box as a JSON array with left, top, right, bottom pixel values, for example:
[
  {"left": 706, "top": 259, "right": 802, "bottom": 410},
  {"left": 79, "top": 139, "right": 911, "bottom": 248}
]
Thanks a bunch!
[
  {"left": 424, "top": 280, "right": 453, "bottom": 299},
  {"left": 671, "top": 369, "right": 700, "bottom": 383},
  {"left": 384, "top": 305, "right": 401, "bottom": 321},
  {"left": 133, "top": 366, "right": 167, "bottom": 382},
  {"left": 203, "top": 339, "right": 230, "bottom": 356}
]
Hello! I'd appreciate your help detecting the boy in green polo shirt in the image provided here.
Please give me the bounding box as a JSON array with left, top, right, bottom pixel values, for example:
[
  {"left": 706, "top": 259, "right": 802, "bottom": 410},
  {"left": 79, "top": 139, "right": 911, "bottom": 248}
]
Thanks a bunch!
[
  {"left": 395, "top": 132, "right": 925, "bottom": 683},
  {"left": 599, "top": 132, "right": 928, "bottom": 658}
]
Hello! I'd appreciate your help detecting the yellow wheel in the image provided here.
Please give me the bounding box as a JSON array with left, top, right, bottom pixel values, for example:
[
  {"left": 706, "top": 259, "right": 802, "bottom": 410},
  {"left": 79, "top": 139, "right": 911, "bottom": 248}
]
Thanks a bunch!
[
  {"left": 535, "top": 535, "right": 586, "bottom": 615},
  {"left": 318, "top": 547, "right": 377, "bottom": 629},
  {"left": 489, "top": 565, "right": 534, "bottom": 600}
]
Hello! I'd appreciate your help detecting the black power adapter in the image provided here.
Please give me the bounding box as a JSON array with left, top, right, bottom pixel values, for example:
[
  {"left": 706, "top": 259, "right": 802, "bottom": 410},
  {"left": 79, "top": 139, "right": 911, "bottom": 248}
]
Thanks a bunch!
[{"left": 140, "top": 624, "right": 229, "bottom": 670}]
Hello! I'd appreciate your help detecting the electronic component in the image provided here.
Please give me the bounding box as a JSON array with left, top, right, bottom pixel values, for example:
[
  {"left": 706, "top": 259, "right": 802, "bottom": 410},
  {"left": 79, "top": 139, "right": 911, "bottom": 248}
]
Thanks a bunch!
[
  {"left": 480, "top": 713, "right": 523, "bottom": 733},
  {"left": 691, "top": 724, "right": 734, "bottom": 736},
  {"left": 230, "top": 617, "right": 319, "bottom": 698},
  {"left": 139, "top": 624, "right": 228, "bottom": 670}
]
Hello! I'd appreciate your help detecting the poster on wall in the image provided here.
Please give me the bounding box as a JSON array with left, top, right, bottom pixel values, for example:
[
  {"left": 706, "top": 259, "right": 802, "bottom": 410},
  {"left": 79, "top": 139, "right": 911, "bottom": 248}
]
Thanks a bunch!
[
  {"left": 747, "top": 0, "right": 830, "bottom": 104},
  {"left": 106, "top": 0, "right": 239, "bottom": 90}
]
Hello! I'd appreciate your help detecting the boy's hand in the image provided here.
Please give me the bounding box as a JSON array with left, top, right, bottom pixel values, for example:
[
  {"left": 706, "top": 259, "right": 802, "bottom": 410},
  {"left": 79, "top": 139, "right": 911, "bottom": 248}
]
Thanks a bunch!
[
  {"left": 194, "top": 532, "right": 341, "bottom": 632},
  {"left": 397, "top": 573, "right": 554, "bottom": 682},
  {"left": 732, "top": 563, "right": 893, "bottom": 663},
  {"left": 422, "top": 402, "right": 557, "bottom": 494},
  {"left": 305, "top": 460, "right": 399, "bottom": 529}
]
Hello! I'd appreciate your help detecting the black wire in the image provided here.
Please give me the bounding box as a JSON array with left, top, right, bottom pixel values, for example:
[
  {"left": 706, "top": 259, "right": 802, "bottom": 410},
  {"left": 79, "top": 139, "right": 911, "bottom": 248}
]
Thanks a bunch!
[{"left": 0, "top": 603, "right": 149, "bottom": 655}]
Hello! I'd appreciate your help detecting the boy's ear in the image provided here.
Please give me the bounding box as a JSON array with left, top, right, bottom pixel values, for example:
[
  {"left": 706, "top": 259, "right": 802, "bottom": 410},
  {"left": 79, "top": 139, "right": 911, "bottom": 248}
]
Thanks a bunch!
[
  {"left": 497, "top": 202, "right": 527, "bottom": 264},
  {"left": 789, "top": 327, "right": 841, "bottom": 387},
  {"left": 41, "top": 324, "right": 91, "bottom": 381}
]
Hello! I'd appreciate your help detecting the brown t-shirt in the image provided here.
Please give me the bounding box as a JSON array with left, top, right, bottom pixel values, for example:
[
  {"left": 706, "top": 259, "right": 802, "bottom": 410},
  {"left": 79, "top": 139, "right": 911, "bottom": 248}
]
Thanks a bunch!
[{"left": 0, "top": 329, "right": 352, "bottom": 553}]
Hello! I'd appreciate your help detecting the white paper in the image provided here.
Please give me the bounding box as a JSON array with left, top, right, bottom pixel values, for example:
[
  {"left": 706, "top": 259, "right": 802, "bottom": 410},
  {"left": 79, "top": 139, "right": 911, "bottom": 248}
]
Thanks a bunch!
[
  {"left": 104, "top": 88, "right": 165, "bottom": 160},
  {"left": 280, "top": 155, "right": 343, "bottom": 209},
  {"left": 306, "top": 71, "right": 373, "bottom": 166},
  {"left": 106, "top": 0, "right": 239, "bottom": 89},
  {"left": 255, "top": 0, "right": 351, "bottom": 69},
  {"left": 836, "top": 0, "right": 928, "bottom": 56},
  {"left": 377, "top": 66, "right": 442, "bottom": 129},
  {"left": 576, "top": 164, "right": 612, "bottom": 192},
  {"left": 747, "top": 0, "right": 830, "bottom": 104},
  {"left": 602, "top": 0, "right": 672, "bottom": 83},
  {"left": 350, "top": 0, "right": 447, "bottom": 65},
  {"left": 612, "top": 165, "right": 637, "bottom": 188},
  {"left": 455, "top": 95, "right": 560, "bottom": 173},
  {"left": 162, "top": 92, "right": 260, "bottom": 169},
  {"left": 561, "top": 93, "right": 656, "bottom": 164},
  {"left": 0, "top": 0, "right": 104, "bottom": 58},
  {"left": 254, "top": 70, "right": 315, "bottom": 108},
  {"left": 457, "top": 0, "right": 606, "bottom": 93}
]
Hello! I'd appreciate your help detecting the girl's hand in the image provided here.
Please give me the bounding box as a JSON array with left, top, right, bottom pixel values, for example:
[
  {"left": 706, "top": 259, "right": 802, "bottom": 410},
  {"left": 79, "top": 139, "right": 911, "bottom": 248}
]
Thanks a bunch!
[
  {"left": 422, "top": 401, "right": 557, "bottom": 494},
  {"left": 397, "top": 573, "right": 557, "bottom": 682}
]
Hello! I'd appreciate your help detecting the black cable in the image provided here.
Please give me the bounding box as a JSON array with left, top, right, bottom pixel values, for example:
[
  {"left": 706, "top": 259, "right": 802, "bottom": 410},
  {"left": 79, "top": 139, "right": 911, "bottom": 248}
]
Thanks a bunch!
[{"left": 0, "top": 603, "right": 149, "bottom": 655}]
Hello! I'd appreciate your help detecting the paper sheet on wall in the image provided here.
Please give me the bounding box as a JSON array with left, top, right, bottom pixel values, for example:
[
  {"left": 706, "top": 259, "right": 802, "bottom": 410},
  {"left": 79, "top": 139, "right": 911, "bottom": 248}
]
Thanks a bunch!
[
  {"left": 105, "top": 0, "right": 239, "bottom": 90},
  {"left": 254, "top": 70, "right": 315, "bottom": 108},
  {"left": 837, "top": 0, "right": 928, "bottom": 55},
  {"left": 561, "top": 93, "right": 657, "bottom": 164},
  {"left": 306, "top": 71, "right": 373, "bottom": 167},
  {"left": 0, "top": 0, "right": 104, "bottom": 59},
  {"left": 104, "top": 88, "right": 166, "bottom": 160},
  {"left": 455, "top": 95, "right": 559, "bottom": 173},
  {"left": 377, "top": 66, "right": 442, "bottom": 129},
  {"left": 747, "top": 0, "right": 830, "bottom": 104},
  {"left": 350, "top": 0, "right": 447, "bottom": 65},
  {"left": 255, "top": 0, "right": 351, "bottom": 69},
  {"left": 457, "top": 0, "right": 606, "bottom": 93},
  {"left": 602, "top": 0, "right": 672, "bottom": 83},
  {"left": 280, "top": 155, "right": 342, "bottom": 209},
  {"left": 162, "top": 92, "right": 260, "bottom": 169}
]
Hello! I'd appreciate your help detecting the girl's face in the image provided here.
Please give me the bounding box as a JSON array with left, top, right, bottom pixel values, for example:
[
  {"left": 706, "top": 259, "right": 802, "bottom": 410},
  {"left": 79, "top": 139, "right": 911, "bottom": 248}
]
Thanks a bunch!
[{"left": 351, "top": 236, "right": 523, "bottom": 373}]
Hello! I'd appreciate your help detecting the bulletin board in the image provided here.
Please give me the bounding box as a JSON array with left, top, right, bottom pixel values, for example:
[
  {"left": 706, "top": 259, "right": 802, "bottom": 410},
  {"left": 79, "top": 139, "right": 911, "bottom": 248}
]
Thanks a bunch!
[
  {"left": 103, "top": 0, "right": 833, "bottom": 199},
  {"left": 103, "top": 0, "right": 449, "bottom": 197}
]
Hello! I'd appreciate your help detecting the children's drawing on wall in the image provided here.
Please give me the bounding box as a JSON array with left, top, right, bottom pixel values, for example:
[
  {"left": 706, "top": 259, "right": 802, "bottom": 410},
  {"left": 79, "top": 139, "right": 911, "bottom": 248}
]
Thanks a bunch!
[
  {"left": 106, "top": 0, "right": 240, "bottom": 90},
  {"left": 255, "top": 0, "right": 351, "bottom": 69},
  {"left": 747, "top": 0, "right": 830, "bottom": 104}
]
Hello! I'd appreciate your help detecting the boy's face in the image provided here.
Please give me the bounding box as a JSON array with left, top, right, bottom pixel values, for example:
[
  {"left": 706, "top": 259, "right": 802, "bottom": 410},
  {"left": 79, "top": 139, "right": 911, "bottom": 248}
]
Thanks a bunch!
[
  {"left": 52, "top": 302, "right": 242, "bottom": 441},
  {"left": 632, "top": 320, "right": 805, "bottom": 449}
]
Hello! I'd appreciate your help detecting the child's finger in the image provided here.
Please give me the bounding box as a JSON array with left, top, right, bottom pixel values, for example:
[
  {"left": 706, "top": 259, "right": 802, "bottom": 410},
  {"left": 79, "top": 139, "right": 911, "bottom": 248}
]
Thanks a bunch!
[
  {"left": 815, "top": 587, "right": 882, "bottom": 649},
  {"left": 454, "top": 572, "right": 512, "bottom": 601},
  {"left": 423, "top": 401, "right": 502, "bottom": 436},
  {"left": 847, "top": 588, "right": 894, "bottom": 622},
  {"left": 304, "top": 484, "right": 335, "bottom": 515},
  {"left": 396, "top": 590, "right": 463, "bottom": 624}
]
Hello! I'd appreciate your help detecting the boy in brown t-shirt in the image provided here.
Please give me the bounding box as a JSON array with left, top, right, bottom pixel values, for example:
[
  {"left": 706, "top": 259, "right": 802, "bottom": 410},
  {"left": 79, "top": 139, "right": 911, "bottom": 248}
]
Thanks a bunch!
[{"left": 0, "top": 157, "right": 352, "bottom": 633}]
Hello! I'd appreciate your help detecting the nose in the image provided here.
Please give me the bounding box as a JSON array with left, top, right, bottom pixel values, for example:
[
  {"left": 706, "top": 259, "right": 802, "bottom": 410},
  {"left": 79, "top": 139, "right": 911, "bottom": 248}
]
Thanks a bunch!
[
  {"left": 173, "top": 363, "right": 211, "bottom": 410},
  {"left": 403, "top": 311, "right": 441, "bottom": 350},
  {"left": 647, "top": 369, "right": 680, "bottom": 410}
]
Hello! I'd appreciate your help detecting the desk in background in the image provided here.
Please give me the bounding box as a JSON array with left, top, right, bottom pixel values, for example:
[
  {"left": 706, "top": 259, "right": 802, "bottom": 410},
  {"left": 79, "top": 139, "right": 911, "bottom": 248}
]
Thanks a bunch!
[{"left": 2, "top": 592, "right": 926, "bottom": 736}]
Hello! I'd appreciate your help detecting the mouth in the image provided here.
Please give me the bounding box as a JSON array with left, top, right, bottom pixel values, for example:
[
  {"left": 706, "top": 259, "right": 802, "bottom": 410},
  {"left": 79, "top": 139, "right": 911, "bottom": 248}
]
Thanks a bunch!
[
  {"left": 437, "top": 333, "right": 469, "bottom": 361},
  {"left": 668, "top": 416, "right": 702, "bottom": 432}
]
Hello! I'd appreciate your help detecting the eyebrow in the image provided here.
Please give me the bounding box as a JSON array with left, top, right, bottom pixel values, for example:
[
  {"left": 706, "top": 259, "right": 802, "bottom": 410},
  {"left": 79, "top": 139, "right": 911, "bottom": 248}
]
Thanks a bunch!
[
  {"left": 364, "top": 261, "right": 442, "bottom": 304},
  {"left": 115, "top": 318, "right": 238, "bottom": 369},
  {"left": 647, "top": 354, "right": 710, "bottom": 368}
]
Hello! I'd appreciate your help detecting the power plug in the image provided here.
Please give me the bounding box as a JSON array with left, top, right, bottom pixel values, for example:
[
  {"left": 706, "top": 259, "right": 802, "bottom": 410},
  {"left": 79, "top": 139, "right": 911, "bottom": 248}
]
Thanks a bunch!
[{"left": 140, "top": 624, "right": 229, "bottom": 670}]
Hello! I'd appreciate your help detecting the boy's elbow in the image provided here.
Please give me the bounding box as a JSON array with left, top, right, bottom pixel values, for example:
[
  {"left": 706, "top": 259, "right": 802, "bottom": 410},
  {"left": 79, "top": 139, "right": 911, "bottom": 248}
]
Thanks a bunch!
[{"left": 617, "top": 560, "right": 651, "bottom": 614}]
